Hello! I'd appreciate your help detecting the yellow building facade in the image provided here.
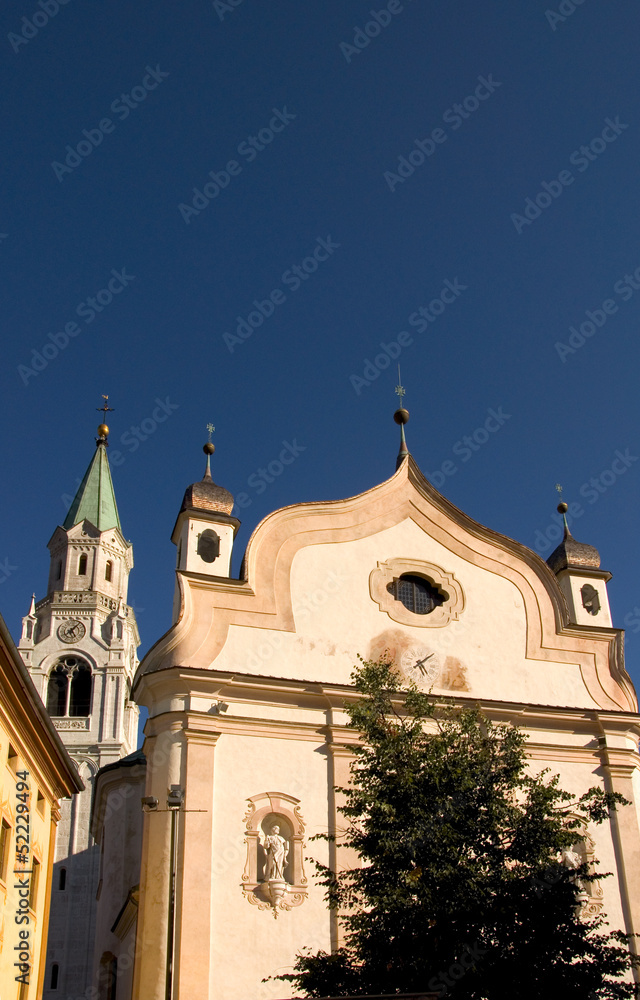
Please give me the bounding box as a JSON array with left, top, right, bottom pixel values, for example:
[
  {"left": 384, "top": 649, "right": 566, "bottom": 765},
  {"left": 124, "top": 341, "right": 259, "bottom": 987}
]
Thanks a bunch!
[{"left": 0, "top": 613, "right": 83, "bottom": 999}]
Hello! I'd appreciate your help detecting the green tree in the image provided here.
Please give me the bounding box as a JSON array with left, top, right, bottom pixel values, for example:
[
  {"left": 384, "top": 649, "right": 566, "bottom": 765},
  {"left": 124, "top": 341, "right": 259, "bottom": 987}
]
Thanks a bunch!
[{"left": 277, "top": 658, "right": 639, "bottom": 998}]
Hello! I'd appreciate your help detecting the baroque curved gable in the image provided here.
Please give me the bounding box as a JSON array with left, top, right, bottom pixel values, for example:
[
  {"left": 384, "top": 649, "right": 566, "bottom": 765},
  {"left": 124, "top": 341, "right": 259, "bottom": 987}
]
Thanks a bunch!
[{"left": 136, "top": 457, "right": 636, "bottom": 713}]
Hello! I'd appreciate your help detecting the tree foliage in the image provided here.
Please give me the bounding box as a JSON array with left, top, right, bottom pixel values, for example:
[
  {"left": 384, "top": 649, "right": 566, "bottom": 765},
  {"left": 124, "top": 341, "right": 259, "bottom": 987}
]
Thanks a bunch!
[{"left": 277, "top": 658, "right": 639, "bottom": 998}]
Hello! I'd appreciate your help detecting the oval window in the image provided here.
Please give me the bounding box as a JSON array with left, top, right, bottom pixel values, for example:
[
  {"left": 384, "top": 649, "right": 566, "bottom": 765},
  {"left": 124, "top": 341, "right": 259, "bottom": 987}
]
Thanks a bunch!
[{"left": 391, "top": 574, "right": 447, "bottom": 615}]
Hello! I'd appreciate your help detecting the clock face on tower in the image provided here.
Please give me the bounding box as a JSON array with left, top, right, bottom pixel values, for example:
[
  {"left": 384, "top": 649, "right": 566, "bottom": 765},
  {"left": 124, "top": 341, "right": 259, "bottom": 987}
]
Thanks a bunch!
[
  {"left": 57, "top": 619, "right": 86, "bottom": 643},
  {"left": 400, "top": 646, "right": 442, "bottom": 687}
]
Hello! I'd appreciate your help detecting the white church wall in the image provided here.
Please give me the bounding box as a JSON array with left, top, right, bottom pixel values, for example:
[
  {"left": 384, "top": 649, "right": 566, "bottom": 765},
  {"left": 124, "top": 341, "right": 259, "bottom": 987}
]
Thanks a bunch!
[
  {"left": 209, "top": 733, "right": 332, "bottom": 997},
  {"left": 132, "top": 454, "right": 640, "bottom": 999}
]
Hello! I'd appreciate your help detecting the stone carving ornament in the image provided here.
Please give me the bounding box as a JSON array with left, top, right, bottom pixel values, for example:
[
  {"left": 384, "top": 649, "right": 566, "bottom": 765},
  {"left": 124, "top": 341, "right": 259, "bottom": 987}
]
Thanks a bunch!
[
  {"left": 242, "top": 792, "right": 307, "bottom": 917},
  {"left": 560, "top": 819, "right": 604, "bottom": 920}
]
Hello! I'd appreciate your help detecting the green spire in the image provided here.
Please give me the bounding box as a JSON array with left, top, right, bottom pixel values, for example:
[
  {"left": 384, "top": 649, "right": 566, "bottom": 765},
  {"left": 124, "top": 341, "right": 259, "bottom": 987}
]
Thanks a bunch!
[{"left": 63, "top": 441, "right": 121, "bottom": 532}]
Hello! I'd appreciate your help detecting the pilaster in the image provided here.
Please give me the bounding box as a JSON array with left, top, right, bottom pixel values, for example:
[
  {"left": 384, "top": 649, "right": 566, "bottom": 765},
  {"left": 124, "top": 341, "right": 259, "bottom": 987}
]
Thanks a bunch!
[
  {"left": 131, "top": 718, "right": 184, "bottom": 1000},
  {"left": 599, "top": 744, "right": 640, "bottom": 951},
  {"left": 176, "top": 720, "right": 219, "bottom": 998}
]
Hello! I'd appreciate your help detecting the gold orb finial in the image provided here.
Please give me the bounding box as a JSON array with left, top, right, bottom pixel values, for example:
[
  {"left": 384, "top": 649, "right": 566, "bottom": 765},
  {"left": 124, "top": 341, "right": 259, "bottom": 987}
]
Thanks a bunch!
[
  {"left": 96, "top": 396, "right": 114, "bottom": 445},
  {"left": 555, "top": 484, "right": 568, "bottom": 515}
]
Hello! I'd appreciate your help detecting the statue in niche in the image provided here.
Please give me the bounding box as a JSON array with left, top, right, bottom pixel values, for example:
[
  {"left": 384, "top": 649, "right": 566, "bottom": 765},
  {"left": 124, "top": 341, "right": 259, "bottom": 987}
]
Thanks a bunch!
[
  {"left": 561, "top": 844, "right": 587, "bottom": 894},
  {"left": 264, "top": 825, "right": 288, "bottom": 882}
]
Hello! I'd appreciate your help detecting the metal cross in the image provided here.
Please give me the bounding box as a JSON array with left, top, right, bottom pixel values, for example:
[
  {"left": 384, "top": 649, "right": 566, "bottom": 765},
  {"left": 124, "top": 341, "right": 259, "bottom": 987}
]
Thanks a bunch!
[
  {"left": 97, "top": 394, "right": 114, "bottom": 418},
  {"left": 555, "top": 483, "right": 564, "bottom": 501},
  {"left": 394, "top": 365, "right": 405, "bottom": 407},
  {"left": 206, "top": 423, "right": 215, "bottom": 442}
]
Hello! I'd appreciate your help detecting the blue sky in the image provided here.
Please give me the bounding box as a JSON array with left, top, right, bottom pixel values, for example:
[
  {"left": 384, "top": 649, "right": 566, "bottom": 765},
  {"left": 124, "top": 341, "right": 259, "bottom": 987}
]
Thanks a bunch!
[{"left": 2, "top": 0, "right": 640, "bottom": 722}]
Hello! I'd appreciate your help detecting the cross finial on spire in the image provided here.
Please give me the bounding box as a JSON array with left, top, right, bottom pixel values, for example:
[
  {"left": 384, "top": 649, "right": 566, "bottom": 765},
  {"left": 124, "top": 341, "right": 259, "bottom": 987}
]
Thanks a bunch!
[
  {"left": 97, "top": 395, "right": 114, "bottom": 419},
  {"left": 395, "top": 366, "right": 406, "bottom": 408},
  {"left": 393, "top": 366, "right": 410, "bottom": 470},
  {"left": 555, "top": 482, "right": 569, "bottom": 531},
  {"left": 96, "top": 395, "right": 114, "bottom": 446},
  {"left": 203, "top": 423, "right": 216, "bottom": 479}
]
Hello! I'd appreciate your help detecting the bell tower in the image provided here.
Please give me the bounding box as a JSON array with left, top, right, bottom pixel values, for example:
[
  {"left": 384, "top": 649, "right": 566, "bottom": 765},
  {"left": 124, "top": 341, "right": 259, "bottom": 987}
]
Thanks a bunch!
[
  {"left": 546, "top": 501, "right": 613, "bottom": 628},
  {"left": 18, "top": 406, "right": 140, "bottom": 1000},
  {"left": 170, "top": 428, "right": 240, "bottom": 621}
]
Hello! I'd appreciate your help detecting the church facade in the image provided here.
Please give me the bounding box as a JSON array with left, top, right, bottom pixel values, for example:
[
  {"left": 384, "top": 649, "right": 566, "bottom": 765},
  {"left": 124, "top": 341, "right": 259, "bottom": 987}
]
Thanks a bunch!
[
  {"left": 18, "top": 422, "right": 140, "bottom": 998},
  {"left": 131, "top": 420, "right": 640, "bottom": 999}
]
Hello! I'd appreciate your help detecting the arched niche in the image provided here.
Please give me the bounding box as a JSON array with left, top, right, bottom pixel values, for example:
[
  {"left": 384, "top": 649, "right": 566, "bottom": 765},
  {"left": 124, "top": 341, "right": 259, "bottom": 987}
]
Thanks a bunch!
[
  {"left": 242, "top": 791, "right": 307, "bottom": 917},
  {"left": 562, "top": 816, "right": 604, "bottom": 920}
]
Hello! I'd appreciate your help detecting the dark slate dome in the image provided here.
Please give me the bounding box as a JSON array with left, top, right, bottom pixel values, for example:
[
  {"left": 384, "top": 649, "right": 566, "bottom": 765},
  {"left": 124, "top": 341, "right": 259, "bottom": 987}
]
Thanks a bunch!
[
  {"left": 180, "top": 442, "right": 234, "bottom": 516},
  {"left": 180, "top": 470, "right": 234, "bottom": 516},
  {"left": 546, "top": 524, "right": 601, "bottom": 574}
]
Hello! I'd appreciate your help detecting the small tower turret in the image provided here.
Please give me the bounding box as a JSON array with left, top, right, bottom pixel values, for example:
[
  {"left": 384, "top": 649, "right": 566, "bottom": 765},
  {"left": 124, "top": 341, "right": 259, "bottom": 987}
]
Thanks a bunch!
[
  {"left": 171, "top": 431, "right": 240, "bottom": 621},
  {"left": 546, "top": 502, "right": 613, "bottom": 627}
]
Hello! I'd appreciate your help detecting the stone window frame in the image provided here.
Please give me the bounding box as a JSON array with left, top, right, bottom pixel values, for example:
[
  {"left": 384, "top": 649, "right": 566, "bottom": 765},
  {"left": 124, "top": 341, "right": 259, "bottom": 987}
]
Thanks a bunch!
[
  {"left": 46, "top": 655, "right": 93, "bottom": 718},
  {"left": 241, "top": 791, "right": 307, "bottom": 916},
  {"left": 370, "top": 558, "right": 464, "bottom": 628}
]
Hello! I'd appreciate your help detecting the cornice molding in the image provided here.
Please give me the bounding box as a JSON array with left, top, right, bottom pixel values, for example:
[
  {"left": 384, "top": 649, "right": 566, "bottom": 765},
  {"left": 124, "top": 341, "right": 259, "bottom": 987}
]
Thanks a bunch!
[{"left": 136, "top": 667, "right": 640, "bottom": 752}]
